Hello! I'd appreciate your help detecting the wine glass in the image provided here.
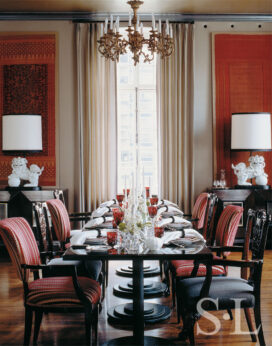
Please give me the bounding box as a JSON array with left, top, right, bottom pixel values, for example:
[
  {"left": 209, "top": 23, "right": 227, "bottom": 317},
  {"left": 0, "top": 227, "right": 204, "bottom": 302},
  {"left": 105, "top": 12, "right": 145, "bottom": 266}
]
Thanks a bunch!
[
  {"left": 112, "top": 208, "right": 124, "bottom": 226},
  {"left": 107, "top": 231, "right": 118, "bottom": 248},
  {"left": 150, "top": 196, "right": 158, "bottom": 205},
  {"left": 116, "top": 194, "right": 125, "bottom": 206}
]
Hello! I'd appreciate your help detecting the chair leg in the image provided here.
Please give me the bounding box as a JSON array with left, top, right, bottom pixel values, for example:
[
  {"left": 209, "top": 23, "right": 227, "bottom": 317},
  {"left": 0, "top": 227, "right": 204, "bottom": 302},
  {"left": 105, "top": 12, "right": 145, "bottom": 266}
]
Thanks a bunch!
[
  {"left": 24, "top": 307, "right": 33, "bottom": 346},
  {"left": 227, "top": 308, "right": 233, "bottom": 320},
  {"left": 254, "top": 304, "right": 266, "bottom": 346},
  {"left": 105, "top": 260, "right": 109, "bottom": 287},
  {"left": 244, "top": 308, "right": 257, "bottom": 342},
  {"left": 33, "top": 311, "right": 43, "bottom": 345},
  {"left": 92, "top": 306, "right": 99, "bottom": 346},
  {"left": 85, "top": 310, "right": 92, "bottom": 346}
]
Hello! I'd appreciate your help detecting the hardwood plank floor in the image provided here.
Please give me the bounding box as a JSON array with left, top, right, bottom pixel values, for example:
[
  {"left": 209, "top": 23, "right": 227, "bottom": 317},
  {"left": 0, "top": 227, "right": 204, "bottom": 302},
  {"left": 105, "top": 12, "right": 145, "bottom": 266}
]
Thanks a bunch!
[{"left": 0, "top": 251, "right": 272, "bottom": 345}]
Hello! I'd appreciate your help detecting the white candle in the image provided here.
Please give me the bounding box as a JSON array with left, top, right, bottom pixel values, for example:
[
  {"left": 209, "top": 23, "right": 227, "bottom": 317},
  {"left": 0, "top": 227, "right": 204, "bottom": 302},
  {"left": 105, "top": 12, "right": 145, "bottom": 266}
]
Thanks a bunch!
[
  {"left": 140, "top": 23, "right": 143, "bottom": 35},
  {"left": 152, "top": 13, "right": 155, "bottom": 30},
  {"left": 110, "top": 14, "right": 113, "bottom": 30},
  {"left": 170, "top": 25, "right": 173, "bottom": 38},
  {"left": 158, "top": 19, "right": 162, "bottom": 33},
  {"left": 136, "top": 15, "right": 140, "bottom": 31},
  {"left": 100, "top": 23, "right": 104, "bottom": 35},
  {"left": 166, "top": 19, "right": 169, "bottom": 35},
  {"left": 105, "top": 18, "right": 108, "bottom": 34},
  {"left": 116, "top": 16, "right": 120, "bottom": 32},
  {"left": 129, "top": 13, "right": 132, "bottom": 26}
]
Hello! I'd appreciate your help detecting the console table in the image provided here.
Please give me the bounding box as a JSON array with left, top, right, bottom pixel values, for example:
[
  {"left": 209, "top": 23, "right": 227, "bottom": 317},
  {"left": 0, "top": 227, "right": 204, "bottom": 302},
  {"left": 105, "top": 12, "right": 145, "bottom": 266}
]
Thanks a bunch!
[{"left": 209, "top": 188, "right": 272, "bottom": 248}]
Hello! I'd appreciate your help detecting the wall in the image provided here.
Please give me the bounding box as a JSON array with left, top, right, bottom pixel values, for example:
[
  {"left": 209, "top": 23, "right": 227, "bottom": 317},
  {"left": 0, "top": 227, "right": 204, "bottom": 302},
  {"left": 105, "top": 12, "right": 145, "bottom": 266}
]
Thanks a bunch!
[
  {"left": 193, "top": 21, "right": 272, "bottom": 198},
  {"left": 0, "top": 21, "right": 78, "bottom": 211}
]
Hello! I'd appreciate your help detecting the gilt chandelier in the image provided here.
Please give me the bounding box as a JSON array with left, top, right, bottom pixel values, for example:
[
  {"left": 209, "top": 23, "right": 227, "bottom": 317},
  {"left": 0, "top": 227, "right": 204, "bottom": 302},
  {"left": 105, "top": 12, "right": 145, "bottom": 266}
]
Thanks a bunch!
[{"left": 97, "top": 0, "right": 174, "bottom": 65}]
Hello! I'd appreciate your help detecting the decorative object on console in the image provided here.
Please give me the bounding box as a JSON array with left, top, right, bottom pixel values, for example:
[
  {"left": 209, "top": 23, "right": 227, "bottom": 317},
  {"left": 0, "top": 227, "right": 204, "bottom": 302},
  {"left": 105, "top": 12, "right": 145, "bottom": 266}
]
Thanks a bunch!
[
  {"left": 2, "top": 114, "right": 44, "bottom": 189},
  {"left": 97, "top": 0, "right": 174, "bottom": 65},
  {"left": 231, "top": 113, "right": 272, "bottom": 188}
]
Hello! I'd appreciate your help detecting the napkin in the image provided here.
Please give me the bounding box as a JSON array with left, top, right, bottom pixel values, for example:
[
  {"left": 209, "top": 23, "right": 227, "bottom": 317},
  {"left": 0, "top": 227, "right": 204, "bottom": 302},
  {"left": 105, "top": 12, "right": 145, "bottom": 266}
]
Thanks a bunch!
[
  {"left": 161, "top": 231, "right": 183, "bottom": 244},
  {"left": 157, "top": 216, "right": 191, "bottom": 228},
  {"left": 100, "top": 199, "right": 116, "bottom": 208},
  {"left": 83, "top": 216, "right": 113, "bottom": 229},
  {"left": 158, "top": 199, "right": 179, "bottom": 209},
  {"left": 181, "top": 228, "right": 205, "bottom": 242},
  {"left": 156, "top": 205, "right": 183, "bottom": 217},
  {"left": 70, "top": 232, "right": 87, "bottom": 246},
  {"left": 91, "top": 206, "right": 111, "bottom": 218}
]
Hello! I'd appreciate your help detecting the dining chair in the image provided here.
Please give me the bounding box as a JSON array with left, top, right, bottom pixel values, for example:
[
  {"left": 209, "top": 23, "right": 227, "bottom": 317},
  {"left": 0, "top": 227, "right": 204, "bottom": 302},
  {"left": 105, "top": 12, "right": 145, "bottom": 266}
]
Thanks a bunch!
[
  {"left": 170, "top": 204, "right": 243, "bottom": 320},
  {"left": 176, "top": 208, "right": 270, "bottom": 345},
  {"left": 0, "top": 217, "right": 101, "bottom": 346},
  {"left": 183, "top": 192, "right": 210, "bottom": 230},
  {"left": 46, "top": 199, "right": 105, "bottom": 299}
]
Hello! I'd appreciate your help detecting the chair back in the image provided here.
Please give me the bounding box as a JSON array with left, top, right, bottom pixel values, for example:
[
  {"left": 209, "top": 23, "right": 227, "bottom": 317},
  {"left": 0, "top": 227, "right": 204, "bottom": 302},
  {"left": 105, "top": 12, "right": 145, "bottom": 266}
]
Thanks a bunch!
[
  {"left": 192, "top": 192, "right": 209, "bottom": 230},
  {"left": 0, "top": 217, "right": 41, "bottom": 281},
  {"left": 215, "top": 205, "right": 243, "bottom": 250},
  {"left": 33, "top": 202, "right": 54, "bottom": 253},
  {"left": 202, "top": 193, "right": 218, "bottom": 245},
  {"left": 46, "top": 199, "right": 71, "bottom": 245},
  {"left": 53, "top": 189, "right": 66, "bottom": 205}
]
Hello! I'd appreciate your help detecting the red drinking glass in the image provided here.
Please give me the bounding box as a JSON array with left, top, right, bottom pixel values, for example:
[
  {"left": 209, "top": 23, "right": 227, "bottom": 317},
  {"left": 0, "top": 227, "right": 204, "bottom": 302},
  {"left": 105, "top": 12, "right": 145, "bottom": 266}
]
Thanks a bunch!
[
  {"left": 107, "top": 231, "right": 118, "bottom": 248},
  {"left": 148, "top": 206, "right": 158, "bottom": 218},
  {"left": 116, "top": 194, "right": 125, "bottom": 205},
  {"left": 112, "top": 208, "right": 124, "bottom": 226},
  {"left": 155, "top": 227, "right": 164, "bottom": 238},
  {"left": 145, "top": 186, "right": 150, "bottom": 198}
]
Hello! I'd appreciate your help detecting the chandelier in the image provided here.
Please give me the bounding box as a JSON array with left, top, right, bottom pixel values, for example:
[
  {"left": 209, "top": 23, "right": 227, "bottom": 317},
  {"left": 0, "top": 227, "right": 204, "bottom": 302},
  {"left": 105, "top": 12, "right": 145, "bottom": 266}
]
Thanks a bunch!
[{"left": 97, "top": 0, "right": 174, "bottom": 65}]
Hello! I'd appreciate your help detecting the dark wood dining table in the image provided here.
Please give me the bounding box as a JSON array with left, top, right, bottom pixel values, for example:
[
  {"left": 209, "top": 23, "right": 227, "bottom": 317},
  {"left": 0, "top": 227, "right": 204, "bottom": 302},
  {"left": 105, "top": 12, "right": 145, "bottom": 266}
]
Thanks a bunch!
[{"left": 63, "top": 241, "right": 213, "bottom": 345}]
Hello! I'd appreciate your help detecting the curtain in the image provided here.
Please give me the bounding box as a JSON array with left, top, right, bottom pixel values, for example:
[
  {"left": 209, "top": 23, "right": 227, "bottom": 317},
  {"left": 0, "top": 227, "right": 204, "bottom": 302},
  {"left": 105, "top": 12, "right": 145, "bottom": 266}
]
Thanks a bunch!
[
  {"left": 157, "top": 23, "right": 195, "bottom": 213},
  {"left": 76, "top": 23, "right": 117, "bottom": 211}
]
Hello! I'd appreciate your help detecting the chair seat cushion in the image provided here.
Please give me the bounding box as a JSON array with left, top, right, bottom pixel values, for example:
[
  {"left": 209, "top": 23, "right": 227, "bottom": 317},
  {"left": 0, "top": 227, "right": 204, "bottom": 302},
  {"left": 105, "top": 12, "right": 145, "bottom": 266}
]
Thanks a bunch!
[
  {"left": 177, "top": 276, "right": 254, "bottom": 310},
  {"left": 171, "top": 259, "right": 226, "bottom": 277},
  {"left": 27, "top": 276, "right": 101, "bottom": 308}
]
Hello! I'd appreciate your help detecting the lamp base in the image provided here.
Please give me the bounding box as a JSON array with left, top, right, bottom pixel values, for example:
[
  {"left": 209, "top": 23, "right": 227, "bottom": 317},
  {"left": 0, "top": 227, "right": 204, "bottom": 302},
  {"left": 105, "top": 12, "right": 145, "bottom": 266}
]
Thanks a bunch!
[
  {"left": 234, "top": 185, "right": 270, "bottom": 190},
  {"left": 5, "top": 186, "right": 42, "bottom": 191}
]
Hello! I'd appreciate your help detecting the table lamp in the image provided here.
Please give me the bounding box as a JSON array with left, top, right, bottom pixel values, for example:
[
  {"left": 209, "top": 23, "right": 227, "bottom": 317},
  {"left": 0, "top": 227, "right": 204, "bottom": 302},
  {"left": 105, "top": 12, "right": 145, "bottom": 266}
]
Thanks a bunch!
[
  {"left": 2, "top": 114, "right": 44, "bottom": 189},
  {"left": 231, "top": 112, "right": 272, "bottom": 188}
]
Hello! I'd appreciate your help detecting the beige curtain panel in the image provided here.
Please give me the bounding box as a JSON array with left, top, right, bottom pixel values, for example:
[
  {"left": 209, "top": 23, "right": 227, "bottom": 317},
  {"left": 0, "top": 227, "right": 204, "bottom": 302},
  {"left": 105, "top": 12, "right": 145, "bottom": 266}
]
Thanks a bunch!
[
  {"left": 157, "top": 23, "right": 195, "bottom": 213},
  {"left": 76, "top": 23, "right": 117, "bottom": 211}
]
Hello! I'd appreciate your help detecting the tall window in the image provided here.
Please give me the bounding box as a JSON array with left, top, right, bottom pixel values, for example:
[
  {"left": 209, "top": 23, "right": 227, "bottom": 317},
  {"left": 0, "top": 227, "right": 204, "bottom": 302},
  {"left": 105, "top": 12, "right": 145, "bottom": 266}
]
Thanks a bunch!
[{"left": 117, "top": 28, "right": 158, "bottom": 195}]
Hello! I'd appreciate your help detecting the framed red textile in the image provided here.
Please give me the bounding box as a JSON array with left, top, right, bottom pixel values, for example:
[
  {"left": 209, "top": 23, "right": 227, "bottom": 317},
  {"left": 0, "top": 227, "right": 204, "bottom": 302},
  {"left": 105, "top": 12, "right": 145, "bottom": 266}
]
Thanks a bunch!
[
  {"left": 0, "top": 34, "right": 56, "bottom": 186},
  {"left": 213, "top": 33, "right": 272, "bottom": 187}
]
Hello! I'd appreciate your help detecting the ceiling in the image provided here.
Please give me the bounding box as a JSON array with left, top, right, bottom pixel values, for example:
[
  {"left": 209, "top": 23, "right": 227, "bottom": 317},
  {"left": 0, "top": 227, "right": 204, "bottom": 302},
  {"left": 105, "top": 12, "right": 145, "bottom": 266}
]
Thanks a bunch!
[{"left": 0, "top": 0, "right": 270, "bottom": 15}]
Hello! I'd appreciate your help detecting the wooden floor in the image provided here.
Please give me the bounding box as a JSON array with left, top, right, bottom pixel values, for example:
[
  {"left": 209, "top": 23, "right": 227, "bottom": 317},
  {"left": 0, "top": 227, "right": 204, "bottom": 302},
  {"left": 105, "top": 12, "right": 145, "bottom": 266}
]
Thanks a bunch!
[{"left": 0, "top": 251, "right": 272, "bottom": 345}]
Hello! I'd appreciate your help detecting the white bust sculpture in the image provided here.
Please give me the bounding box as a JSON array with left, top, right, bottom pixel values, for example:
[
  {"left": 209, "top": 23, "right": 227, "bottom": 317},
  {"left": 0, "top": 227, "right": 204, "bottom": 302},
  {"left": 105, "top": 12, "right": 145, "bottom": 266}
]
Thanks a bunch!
[
  {"left": 232, "top": 155, "right": 268, "bottom": 186},
  {"left": 8, "top": 157, "right": 44, "bottom": 187}
]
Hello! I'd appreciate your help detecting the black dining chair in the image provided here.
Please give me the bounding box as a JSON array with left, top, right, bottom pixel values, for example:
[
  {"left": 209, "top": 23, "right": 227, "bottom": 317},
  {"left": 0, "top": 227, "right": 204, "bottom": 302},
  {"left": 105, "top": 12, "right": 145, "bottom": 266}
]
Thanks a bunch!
[{"left": 176, "top": 208, "right": 270, "bottom": 345}]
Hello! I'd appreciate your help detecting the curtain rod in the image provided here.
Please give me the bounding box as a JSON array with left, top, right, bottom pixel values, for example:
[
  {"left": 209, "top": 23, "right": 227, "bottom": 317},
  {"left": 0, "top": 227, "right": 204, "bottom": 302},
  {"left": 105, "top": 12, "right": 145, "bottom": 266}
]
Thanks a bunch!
[{"left": 0, "top": 12, "right": 271, "bottom": 22}]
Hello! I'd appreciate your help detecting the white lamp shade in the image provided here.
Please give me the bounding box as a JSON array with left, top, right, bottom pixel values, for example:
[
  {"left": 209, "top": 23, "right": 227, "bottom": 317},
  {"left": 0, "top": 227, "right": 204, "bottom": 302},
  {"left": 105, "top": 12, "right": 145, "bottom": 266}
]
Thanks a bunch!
[
  {"left": 2, "top": 114, "right": 42, "bottom": 151},
  {"left": 231, "top": 113, "right": 272, "bottom": 151}
]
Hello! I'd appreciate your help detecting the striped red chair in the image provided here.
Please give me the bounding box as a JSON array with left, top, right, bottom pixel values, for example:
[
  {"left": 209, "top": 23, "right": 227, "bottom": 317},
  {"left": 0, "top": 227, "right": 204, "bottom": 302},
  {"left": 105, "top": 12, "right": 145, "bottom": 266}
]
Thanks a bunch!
[
  {"left": 186, "top": 192, "right": 210, "bottom": 230},
  {"left": 0, "top": 217, "right": 101, "bottom": 346},
  {"left": 171, "top": 205, "right": 243, "bottom": 320},
  {"left": 46, "top": 199, "right": 103, "bottom": 290}
]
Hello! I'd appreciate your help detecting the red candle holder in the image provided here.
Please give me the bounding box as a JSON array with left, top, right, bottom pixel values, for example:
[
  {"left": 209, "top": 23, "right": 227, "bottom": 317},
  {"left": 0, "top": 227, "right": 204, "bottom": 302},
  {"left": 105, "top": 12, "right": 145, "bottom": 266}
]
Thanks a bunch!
[
  {"left": 145, "top": 186, "right": 150, "bottom": 198},
  {"left": 123, "top": 188, "right": 130, "bottom": 196},
  {"left": 155, "top": 227, "right": 164, "bottom": 238},
  {"left": 150, "top": 196, "right": 158, "bottom": 205}
]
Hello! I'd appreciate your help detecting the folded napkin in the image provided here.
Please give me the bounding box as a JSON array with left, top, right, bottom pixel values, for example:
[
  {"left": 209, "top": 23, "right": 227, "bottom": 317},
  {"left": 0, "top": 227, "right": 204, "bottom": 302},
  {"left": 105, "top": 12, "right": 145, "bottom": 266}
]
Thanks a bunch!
[
  {"left": 182, "top": 228, "right": 205, "bottom": 242},
  {"left": 157, "top": 199, "right": 179, "bottom": 209},
  {"left": 70, "top": 232, "right": 87, "bottom": 246},
  {"left": 161, "top": 231, "right": 183, "bottom": 244},
  {"left": 92, "top": 206, "right": 111, "bottom": 218},
  {"left": 100, "top": 199, "right": 116, "bottom": 208},
  {"left": 83, "top": 216, "right": 113, "bottom": 229},
  {"left": 156, "top": 205, "right": 183, "bottom": 217},
  {"left": 157, "top": 216, "right": 191, "bottom": 228},
  {"left": 161, "top": 229, "right": 205, "bottom": 244},
  {"left": 84, "top": 229, "right": 108, "bottom": 238}
]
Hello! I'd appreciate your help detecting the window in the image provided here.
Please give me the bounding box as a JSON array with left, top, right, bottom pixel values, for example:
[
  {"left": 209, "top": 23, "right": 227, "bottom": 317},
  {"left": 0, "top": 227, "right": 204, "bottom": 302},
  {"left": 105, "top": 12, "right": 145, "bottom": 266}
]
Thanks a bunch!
[{"left": 117, "top": 27, "right": 158, "bottom": 195}]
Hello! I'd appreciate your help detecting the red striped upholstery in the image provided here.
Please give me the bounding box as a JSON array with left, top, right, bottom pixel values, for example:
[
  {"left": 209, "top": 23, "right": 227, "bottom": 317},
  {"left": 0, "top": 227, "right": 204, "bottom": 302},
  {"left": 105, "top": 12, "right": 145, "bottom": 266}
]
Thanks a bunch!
[
  {"left": 27, "top": 276, "right": 101, "bottom": 308},
  {"left": 0, "top": 218, "right": 41, "bottom": 281},
  {"left": 215, "top": 205, "right": 243, "bottom": 250},
  {"left": 192, "top": 193, "right": 209, "bottom": 230},
  {"left": 171, "top": 205, "right": 243, "bottom": 278},
  {"left": 171, "top": 257, "right": 226, "bottom": 277},
  {"left": 47, "top": 199, "right": 71, "bottom": 243}
]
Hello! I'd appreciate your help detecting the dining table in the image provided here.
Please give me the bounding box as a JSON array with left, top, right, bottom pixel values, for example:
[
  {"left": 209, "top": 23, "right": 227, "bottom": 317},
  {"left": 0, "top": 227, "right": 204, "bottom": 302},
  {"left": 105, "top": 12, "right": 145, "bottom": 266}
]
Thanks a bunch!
[{"left": 63, "top": 238, "right": 213, "bottom": 345}]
